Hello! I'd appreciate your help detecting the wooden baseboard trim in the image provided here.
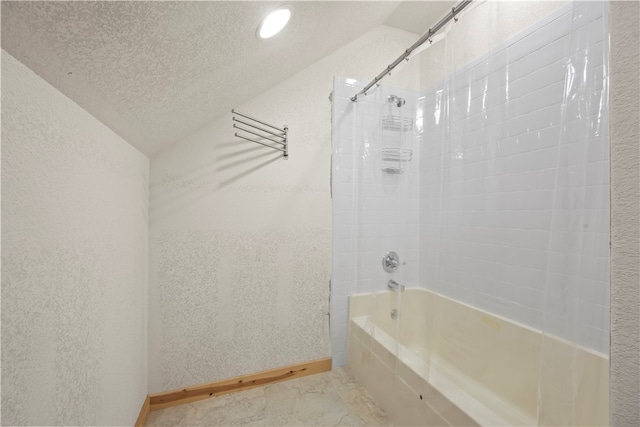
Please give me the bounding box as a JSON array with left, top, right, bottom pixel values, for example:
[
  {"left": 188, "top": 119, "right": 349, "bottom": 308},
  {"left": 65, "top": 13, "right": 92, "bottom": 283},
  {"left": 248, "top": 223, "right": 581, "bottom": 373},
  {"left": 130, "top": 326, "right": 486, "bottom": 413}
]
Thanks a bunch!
[
  {"left": 149, "top": 357, "right": 332, "bottom": 411},
  {"left": 135, "top": 396, "right": 150, "bottom": 427}
]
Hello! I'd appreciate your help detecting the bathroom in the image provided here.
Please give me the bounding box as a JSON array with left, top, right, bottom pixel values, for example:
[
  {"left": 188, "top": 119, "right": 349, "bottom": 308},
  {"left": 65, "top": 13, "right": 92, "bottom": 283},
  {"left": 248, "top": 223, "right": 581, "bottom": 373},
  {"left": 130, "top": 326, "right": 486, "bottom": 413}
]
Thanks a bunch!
[{"left": 1, "top": 1, "right": 638, "bottom": 426}]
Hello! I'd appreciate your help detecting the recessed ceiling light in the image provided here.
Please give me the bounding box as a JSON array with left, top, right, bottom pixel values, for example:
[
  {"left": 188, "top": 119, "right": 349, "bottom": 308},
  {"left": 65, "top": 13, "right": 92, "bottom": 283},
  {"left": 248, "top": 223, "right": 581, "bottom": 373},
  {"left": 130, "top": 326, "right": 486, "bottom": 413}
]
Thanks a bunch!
[{"left": 257, "top": 7, "right": 291, "bottom": 39}]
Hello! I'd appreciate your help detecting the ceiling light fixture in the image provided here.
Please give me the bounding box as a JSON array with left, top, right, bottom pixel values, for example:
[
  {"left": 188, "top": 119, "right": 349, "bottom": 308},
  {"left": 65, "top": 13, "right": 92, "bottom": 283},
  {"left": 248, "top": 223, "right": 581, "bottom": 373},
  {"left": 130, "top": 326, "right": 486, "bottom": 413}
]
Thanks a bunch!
[{"left": 257, "top": 7, "right": 291, "bottom": 39}]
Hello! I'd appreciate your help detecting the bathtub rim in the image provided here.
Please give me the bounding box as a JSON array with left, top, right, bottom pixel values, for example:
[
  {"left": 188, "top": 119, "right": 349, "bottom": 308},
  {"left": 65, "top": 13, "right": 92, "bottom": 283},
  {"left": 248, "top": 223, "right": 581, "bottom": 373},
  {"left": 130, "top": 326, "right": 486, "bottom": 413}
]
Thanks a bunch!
[{"left": 349, "top": 286, "right": 610, "bottom": 361}]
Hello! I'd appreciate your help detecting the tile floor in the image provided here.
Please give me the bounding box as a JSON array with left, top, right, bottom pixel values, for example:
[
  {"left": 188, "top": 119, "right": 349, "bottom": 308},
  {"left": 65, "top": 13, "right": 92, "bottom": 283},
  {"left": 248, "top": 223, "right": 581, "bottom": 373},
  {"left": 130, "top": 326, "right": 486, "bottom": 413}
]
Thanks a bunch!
[{"left": 146, "top": 367, "right": 392, "bottom": 426}]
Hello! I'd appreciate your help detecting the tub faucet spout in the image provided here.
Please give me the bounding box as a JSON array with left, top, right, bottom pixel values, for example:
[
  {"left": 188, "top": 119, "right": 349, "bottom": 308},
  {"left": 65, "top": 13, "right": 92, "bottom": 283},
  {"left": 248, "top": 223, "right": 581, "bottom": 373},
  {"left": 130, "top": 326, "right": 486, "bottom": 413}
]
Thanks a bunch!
[{"left": 388, "top": 280, "right": 405, "bottom": 292}]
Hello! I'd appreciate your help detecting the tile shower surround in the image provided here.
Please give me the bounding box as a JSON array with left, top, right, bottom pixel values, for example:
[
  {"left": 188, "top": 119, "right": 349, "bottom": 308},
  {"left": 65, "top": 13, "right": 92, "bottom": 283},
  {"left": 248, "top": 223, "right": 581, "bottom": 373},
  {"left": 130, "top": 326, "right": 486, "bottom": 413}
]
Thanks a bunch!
[
  {"left": 332, "top": 83, "right": 421, "bottom": 368},
  {"left": 331, "top": 2, "right": 609, "bottom": 364}
]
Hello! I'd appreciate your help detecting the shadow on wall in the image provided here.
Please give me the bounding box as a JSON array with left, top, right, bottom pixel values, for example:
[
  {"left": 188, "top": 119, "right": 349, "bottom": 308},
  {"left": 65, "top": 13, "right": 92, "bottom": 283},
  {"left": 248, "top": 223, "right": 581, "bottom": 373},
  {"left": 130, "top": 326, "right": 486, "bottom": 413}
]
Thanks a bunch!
[{"left": 150, "top": 139, "right": 282, "bottom": 222}]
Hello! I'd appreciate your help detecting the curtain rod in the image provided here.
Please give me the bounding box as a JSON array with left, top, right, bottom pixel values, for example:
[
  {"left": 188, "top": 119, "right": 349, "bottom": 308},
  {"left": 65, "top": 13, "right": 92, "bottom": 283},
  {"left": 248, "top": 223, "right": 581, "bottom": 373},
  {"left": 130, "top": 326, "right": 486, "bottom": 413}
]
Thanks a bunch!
[{"left": 351, "top": 0, "right": 473, "bottom": 102}]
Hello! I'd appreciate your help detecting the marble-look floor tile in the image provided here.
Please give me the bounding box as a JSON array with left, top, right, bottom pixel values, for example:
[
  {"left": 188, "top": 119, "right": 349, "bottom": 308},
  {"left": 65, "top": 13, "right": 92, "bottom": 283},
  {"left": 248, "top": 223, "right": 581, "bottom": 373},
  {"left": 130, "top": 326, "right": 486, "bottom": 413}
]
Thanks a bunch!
[{"left": 146, "top": 367, "right": 392, "bottom": 426}]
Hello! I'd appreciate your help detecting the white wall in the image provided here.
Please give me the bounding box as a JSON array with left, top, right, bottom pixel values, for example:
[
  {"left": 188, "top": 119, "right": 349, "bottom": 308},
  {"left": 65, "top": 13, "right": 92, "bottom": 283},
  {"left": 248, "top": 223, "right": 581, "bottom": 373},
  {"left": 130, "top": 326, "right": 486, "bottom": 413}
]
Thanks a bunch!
[
  {"left": 148, "top": 25, "right": 419, "bottom": 391},
  {"left": 609, "top": 1, "right": 640, "bottom": 424},
  {"left": 1, "top": 50, "right": 149, "bottom": 426}
]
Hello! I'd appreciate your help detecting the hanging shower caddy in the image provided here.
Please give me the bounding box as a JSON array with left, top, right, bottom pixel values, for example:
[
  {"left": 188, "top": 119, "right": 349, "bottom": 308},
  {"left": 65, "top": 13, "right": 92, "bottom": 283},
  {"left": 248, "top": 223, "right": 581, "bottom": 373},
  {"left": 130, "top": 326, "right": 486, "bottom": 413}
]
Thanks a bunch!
[
  {"left": 380, "top": 95, "right": 412, "bottom": 174},
  {"left": 232, "top": 109, "right": 288, "bottom": 159}
]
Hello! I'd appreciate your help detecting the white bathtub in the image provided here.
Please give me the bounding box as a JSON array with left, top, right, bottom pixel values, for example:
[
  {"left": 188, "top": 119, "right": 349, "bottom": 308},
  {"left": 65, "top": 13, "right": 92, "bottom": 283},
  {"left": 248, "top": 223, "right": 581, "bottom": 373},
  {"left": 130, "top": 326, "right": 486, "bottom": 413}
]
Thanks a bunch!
[{"left": 348, "top": 288, "right": 608, "bottom": 426}]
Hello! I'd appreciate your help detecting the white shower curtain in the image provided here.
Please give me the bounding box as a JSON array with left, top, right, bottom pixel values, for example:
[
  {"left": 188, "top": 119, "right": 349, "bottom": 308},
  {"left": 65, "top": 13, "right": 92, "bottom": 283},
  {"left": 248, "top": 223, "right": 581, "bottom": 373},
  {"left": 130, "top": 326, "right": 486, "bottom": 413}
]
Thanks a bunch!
[{"left": 332, "top": 1, "right": 609, "bottom": 424}]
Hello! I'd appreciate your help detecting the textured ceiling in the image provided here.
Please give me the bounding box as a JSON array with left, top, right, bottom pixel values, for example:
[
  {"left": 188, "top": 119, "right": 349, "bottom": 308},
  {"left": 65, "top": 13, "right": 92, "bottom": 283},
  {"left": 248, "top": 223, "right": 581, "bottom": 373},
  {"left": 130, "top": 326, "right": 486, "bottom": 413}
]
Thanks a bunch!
[{"left": 2, "top": 1, "right": 452, "bottom": 157}]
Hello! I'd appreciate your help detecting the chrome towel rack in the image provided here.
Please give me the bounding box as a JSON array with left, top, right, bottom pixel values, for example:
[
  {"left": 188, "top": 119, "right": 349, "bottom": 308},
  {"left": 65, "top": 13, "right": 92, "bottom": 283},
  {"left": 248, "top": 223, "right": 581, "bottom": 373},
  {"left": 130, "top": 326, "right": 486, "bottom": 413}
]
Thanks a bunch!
[{"left": 232, "top": 109, "right": 288, "bottom": 159}]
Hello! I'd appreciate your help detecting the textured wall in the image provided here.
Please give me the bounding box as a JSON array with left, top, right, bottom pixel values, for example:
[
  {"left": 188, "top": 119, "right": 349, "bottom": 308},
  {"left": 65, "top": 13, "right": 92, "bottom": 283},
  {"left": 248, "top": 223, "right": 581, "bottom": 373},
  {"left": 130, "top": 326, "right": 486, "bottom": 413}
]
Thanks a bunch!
[
  {"left": 148, "top": 25, "right": 419, "bottom": 391},
  {"left": 609, "top": 1, "right": 640, "bottom": 425},
  {"left": 1, "top": 50, "right": 149, "bottom": 426}
]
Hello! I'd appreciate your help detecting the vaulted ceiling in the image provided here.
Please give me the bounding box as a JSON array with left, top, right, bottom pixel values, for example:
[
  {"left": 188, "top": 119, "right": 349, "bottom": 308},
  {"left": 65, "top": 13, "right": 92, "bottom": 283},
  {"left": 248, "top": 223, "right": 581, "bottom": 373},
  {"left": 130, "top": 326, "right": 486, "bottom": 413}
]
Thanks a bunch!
[{"left": 2, "top": 1, "right": 454, "bottom": 156}]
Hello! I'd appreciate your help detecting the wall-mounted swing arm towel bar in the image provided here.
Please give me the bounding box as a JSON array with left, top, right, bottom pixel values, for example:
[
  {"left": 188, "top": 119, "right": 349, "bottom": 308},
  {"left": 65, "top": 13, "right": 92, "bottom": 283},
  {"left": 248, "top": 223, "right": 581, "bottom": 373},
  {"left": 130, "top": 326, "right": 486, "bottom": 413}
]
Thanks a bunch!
[{"left": 232, "top": 109, "right": 288, "bottom": 159}]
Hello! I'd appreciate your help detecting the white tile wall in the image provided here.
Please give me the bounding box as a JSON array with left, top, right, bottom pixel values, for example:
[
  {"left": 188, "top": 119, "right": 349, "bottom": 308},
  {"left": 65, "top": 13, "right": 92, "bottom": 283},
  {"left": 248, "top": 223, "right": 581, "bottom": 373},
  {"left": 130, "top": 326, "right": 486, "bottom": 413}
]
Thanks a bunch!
[
  {"left": 331, "top": 79, "right": 421, "bottom": 365},
  {"left": 419, "top": 1, "right": 609, "bottom": 353},
  {"left": 332, "top": 1, "right": 610, "bottom": 360}
]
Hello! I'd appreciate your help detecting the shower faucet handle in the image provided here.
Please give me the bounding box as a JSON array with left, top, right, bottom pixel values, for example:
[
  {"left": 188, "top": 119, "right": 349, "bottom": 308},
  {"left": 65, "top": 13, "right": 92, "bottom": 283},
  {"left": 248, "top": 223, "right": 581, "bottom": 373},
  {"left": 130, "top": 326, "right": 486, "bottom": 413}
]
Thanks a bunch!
[
  {"left": 382, "top": 251, "right": 400, "bottom": 273},
  {"left": 388, "top": 280, "right": 405, "bottom": 292}
]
